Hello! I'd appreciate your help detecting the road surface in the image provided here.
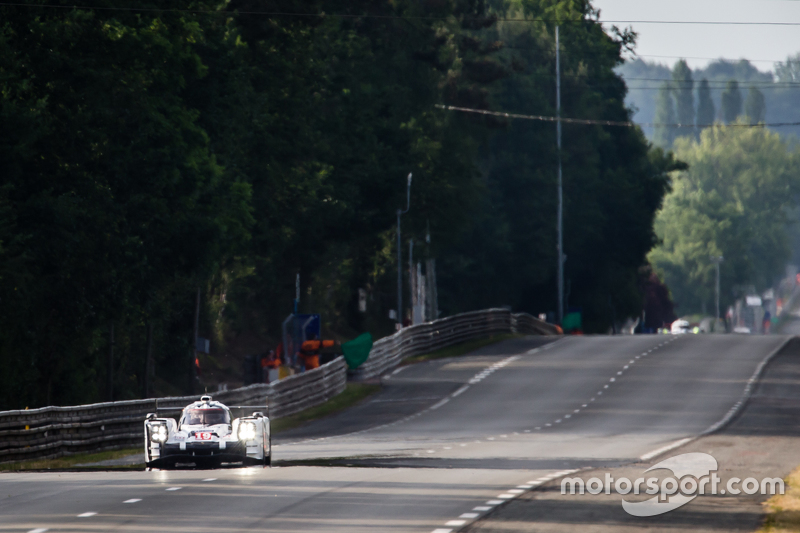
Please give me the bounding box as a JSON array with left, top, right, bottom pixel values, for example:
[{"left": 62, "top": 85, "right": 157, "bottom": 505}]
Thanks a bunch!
[{"left": 0, "top": 334, "right": 788, "bottom": 532}]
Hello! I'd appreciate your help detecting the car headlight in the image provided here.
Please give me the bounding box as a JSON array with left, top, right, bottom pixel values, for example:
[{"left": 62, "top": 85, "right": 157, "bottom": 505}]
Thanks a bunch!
[
  {"left": 238, "top": 421, "right": 257, "bottom": 441},
  {"left": 150, "top": 424, "right": 168, "bottom": 443}
]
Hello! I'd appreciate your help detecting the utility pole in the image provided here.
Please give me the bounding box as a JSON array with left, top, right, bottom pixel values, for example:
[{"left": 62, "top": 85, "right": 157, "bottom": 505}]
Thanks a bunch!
[
  {"left": 396, "top": 173, "right": 412, "bottom": 329},
  {"left": 409, "top": 239, "right": 414, "bottom": 324},
  {"left": 555, "top": 25, "right": 564, "bottom": 324},
  {"left": 190, "top": 286, "right": 200, "bottom": 395},
  {"left": 108, "top": 320, "right": 114, "bottom": 401},
  {"left": 712, "top": 256, "right": 724, "bottom": 330}
]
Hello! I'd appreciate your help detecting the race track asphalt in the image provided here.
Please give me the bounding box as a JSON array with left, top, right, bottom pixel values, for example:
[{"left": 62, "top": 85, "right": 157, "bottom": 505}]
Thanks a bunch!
[{"left": 0, "top": 334, "right": 788, "bottom": 533}]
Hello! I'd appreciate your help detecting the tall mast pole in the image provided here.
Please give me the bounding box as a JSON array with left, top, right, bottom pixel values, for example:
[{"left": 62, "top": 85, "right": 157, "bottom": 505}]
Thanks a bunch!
[{"left": 556, "top": 25, "right": 564, "bottom": 325}]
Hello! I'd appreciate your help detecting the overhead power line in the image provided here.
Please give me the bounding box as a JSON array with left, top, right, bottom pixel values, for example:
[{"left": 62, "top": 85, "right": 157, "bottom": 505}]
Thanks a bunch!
[
  {"left": 1, "top": 3, "right": 800, "bottom": 26},
  {"left": 435, "top": 104, "right": 800, "bottom": 128}
]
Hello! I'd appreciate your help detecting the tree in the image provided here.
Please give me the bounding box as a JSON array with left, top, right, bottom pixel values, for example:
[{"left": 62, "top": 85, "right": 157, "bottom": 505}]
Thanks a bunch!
[
  {"left": 720, "top": 80, "right": 742, "bottom": 123},
  {"left": 672, "top": 60, "right": 694, "bottom": 139},
  {"left": 649, "top": 123, "right": 800, "bottom": 314},
  {"left": 696, "top": 78, "right": 715, "bottom": 129},
  {"left": 653, "top": 82, "right": 676, "bottom": 148},
  {"left": 744, "top": 85, "right": 766, "bottom": 124},
  {"left": 775, "top": 52, "right": 800, "bottom": 83}
]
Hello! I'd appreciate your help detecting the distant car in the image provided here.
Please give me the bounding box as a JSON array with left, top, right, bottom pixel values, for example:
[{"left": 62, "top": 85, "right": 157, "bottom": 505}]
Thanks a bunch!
[
  {"left": 670, "top": 319, "right": 690, "bottom": 334},
  {"left": 144, "top": 395, "right": 270, "bottom": 468}
]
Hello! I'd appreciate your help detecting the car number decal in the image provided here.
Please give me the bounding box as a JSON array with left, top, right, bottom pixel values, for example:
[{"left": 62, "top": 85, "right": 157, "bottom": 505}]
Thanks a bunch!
[{"left": 196, "top": 432, "right": 213, "bottom": 440}]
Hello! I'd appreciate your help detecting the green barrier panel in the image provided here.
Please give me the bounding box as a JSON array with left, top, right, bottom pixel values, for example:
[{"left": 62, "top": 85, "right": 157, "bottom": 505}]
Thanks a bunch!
[
  {"left": 342, "top": 332, "right": 373, "bottom": 369},
  {"left": 562, "top": 312, "right": 582, "bottom": 332}
]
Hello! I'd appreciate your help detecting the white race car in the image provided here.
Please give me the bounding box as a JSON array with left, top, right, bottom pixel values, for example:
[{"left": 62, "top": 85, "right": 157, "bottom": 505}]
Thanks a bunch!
[{"left": 144, "top": 395, "right": 270, "bottom": 468}]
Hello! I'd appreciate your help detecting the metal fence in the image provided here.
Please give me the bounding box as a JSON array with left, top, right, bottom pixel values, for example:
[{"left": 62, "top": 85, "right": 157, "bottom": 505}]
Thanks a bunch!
[
  {"left": 0, "top": 309, "right": 557, "bottom": 463},
  {"left": 0, "top": 357, "right": 346, "bottom": 464},
  {"left": 350, "top": 309, "right": 559, "bottom": 380}
]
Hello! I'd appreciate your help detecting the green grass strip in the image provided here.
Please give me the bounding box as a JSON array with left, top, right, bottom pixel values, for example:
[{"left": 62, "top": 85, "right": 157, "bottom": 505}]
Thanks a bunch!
[
  {"left": 0, "top": 447, "right": 142, "bottom": 472},
  {"left": 402, "top": 333, "right": 521, "bottom": 365},
  {"left": 271, "top": 383, "right": 381, "bottom": 434}
]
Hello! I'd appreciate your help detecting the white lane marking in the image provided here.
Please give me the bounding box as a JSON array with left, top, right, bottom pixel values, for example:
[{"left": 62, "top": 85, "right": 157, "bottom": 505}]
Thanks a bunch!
[
  {"left": 444, "top": 446, "right": 452, "bottom": 450},
  {"left": 497, "top": 494, "right": 517, "bottom": 499},
  {"left": 430, "top": 398, "right": 450, "bottom": 410},
  {"left": 487, "top": 437, "right": 495, "bottom": 440},
  {"left": 507, "top": 489, "right": 524, "bottom": 494},
  {"left": 202, "top": 478, "right": 217, "bottom": 482},
  {"left": 473, "top": 506, "right": 492, "bottom": 511},
  {"left": 391, "top": 367, "right": 405, "bottom": 376},
  {"left": 486, "top": 500, "right": 504, "bottom": 505},
  {"left": 603, "top": 385, "right": 609, "bottom": 389},
  {"left": 545, "top": 423, "right": 551, "bottom": 427},
  {"left": 598, "top": 391, "right": 603, "bottom": 395},
  {"left": 617, "top": 371, "right": 623, "bottom": 375},
  {"left": 446, "top": 520, "right": 467, "bottom": 526},
  {"left": 123, "top": 499, "right": 141, "bottom": 504},
  {"left": 78, "top": 512, "right": 97, "bottom": 517},
  {"left": 431, "top": 529, "right": 453, "bottom": 533},
  {"left": 452, "top": 385, "right": 470, "bottom": 398},
  {"left": 427, "top": 450, "right": 436, "bottom": 453},
  {"left": 460, "top": 443, "right": 467, "bottom": 446},
  {"left": 459, "top": 513, "right": 480, "bottom": 518},
  {"left": 165, "top": 487, "right": 182, "bottom": 491},
  {"left": 640, "top": 438, "right": 692, "bottom": 461},
  {"left": 534, "top": 427, "right": 540, "bottom": 430},
  {"left": 574, "top": 409, "right": 580, "bottom": 412},
  {"left": 564, "top": 414, "right": 571, "bottom": 418},
  {"left": 629, "top": 360, "right": 635, "bottom": 364},
  {"left": 517, "top": 484, "right": 533, "bottom": 489},
  {"left": 500, "top": 434, "right": 508, "bottom": 438},
  {"left": 555, "top": 419, "right": 562, "bottom": 423},
  {"left": 582, "top": 404, "right": 588, "bottom": 407},
  {"left": 28, "top": 529, "right": 48, "bottom": 533},
  {"left": 624, "top": 365, "right": 630, "bottom": 369}
]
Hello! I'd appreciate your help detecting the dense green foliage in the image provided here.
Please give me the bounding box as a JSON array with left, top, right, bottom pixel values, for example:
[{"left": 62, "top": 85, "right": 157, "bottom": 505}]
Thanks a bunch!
[
  {"left": 649, "top": 124, "right": 800, "bottom": 314},
  {"left": 0, "top": 0, "right": 675, "bottom": 408}
]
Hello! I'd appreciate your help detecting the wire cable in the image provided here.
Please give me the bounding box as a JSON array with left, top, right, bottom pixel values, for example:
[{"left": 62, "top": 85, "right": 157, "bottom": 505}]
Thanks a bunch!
[{"left": 435, "top": 104, "right": 800, "bottom": 128}]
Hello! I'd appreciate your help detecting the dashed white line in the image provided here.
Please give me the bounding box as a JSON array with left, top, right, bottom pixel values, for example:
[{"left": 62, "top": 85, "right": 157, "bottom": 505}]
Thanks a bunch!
[
  {"left": 165, "top": 487, "right": 182, "bottom": 491},
  {"left": 431, "top": 529, "right": 453, "bottom": 533},
  {"left": 473, "top": 506, "right": 492, "bottom": 511},
  {"left": 77, "top": 512, "right": 96, "bottom": 518},
  {"left": 459, "top": 513, "right": 480, "bottom": 518},
  {"left": 202, "top": 478, "right": 217, "bottom": 482},
  {"left": 452, "top": 385, "right": 470, "bottom": 398},
  {"left": 446, "top": 519, "right": 467, "bottom": 526},
  {"left": 123, "top": 499, "right": 141, "bottom": 504},
  {"left": 28, "top": 529, "right": 48, "bottom": 533}
]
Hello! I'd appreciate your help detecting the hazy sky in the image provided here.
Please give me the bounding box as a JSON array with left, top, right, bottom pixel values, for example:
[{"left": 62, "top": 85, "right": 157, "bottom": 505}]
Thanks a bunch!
[{"left": 591, "top": 0, "right": 800, "bottom": 72}]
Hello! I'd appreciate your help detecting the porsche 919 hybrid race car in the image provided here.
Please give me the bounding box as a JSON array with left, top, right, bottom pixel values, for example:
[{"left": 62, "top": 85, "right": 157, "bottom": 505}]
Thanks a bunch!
[{"left": 144, "top": 395, "right": 271, "bottom": 468}]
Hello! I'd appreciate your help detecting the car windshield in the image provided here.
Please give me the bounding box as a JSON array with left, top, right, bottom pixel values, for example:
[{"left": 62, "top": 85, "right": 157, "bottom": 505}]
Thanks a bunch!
[{"left": 182, "top": 408, "right": 230, "bottom": 426}]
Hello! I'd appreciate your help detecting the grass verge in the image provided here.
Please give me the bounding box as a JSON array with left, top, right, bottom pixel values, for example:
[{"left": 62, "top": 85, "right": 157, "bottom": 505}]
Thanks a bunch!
[
  {"left": 402, "top": 333, "right": 521, "bottom": 365},
  {"left": 271, "top": 383, "right": 381, "bottom": 434},
  {"left": 759, "top": 466, "right": 800, "bottom": 532},
  {"left": 0, "top": 447, "right": 142, "bottom": 472}
]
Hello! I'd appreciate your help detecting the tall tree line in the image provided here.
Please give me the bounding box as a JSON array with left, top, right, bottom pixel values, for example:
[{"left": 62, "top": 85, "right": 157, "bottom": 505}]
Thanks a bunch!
[{"left": 0, "top": 0, "right": 676, "bottom": 408}]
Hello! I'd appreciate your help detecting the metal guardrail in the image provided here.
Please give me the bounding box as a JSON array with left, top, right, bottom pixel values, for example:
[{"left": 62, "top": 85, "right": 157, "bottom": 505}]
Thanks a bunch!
[
  {"left": 350, "top": 309, "right": 560, "bottom": 380},
  {"left": 0, "top": 309, "right": 557, "bottom": 463},
  {"left": 0, "top": 357, "right": 346, "bottom": 464}
]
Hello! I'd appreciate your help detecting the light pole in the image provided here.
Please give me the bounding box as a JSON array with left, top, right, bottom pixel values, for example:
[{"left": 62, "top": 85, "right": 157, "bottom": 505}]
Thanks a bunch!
[
  {"left": 397, "top": 173, "right": 412, "bottom": 329},
  {"left": 711, "top": 255, "right": 724, "bottom": 330},
  {"left": 555, "top": 25, "right": 564, "bottom": 325}
]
